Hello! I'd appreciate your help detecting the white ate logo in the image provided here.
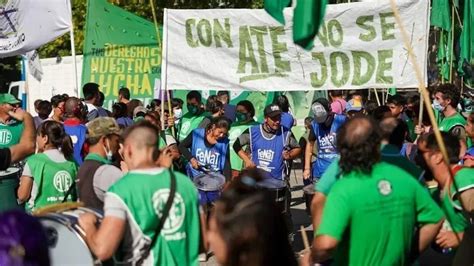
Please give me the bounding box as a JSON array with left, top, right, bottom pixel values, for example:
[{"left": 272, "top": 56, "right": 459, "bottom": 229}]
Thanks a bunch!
[
  {"left": 153, "top": 189, "right": 185, "bottom": 235},
  {"left": 378, "top": 180, "right": 392, "bottom": 196},
  {"left": 0, "top": 129, "right": 12, "bottom": 145},
  {"left": 53, "top": 171, "right": 73, "bottom": 192},
  {"left": 180, "top": 121, "right": 191, "bottom": 136}
]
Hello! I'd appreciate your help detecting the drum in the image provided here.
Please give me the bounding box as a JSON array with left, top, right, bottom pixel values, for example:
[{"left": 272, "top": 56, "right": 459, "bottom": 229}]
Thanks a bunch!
[
  {"left": 194, "top": 172, "right": 226, "bottom": 205},
  {"left": 303, "top": 184, "right": 315, "bottom": 215},
  {"left": 256, "top": 178, "right": 288, "bottom": 213},
  {"left": 0, "top": 167, "right": 21, "bottom": 213},
  {"left": 37, "top": 207, "right": 103, "bottom": 266}
]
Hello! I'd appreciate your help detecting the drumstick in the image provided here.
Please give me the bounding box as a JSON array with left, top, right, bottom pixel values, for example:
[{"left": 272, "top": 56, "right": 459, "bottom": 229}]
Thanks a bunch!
[
  {"left": 32, "top": 202, "right": 84, "bottom": 216},
  {"left": 300, "top": 225, "right": 310, "bottom": 252}
]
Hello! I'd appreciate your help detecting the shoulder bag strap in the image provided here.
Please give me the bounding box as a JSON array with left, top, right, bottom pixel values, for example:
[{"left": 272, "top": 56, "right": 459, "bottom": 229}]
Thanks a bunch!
[{"left": 137, "top": 169, "right": 177, "bottom": 265}]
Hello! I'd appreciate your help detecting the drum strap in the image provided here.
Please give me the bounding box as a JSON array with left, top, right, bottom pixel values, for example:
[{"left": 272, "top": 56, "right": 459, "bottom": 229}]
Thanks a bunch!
[
  {"left": 62, "top": 181, "right": 76, "bottom": 203},
  {"left": 137, "top": 169, "right": 177, "bottom": 265}
]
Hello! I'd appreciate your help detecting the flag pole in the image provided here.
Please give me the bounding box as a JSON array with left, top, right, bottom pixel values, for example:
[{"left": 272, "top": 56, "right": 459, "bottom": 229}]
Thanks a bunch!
[
  {"left": 390, "top": 0, "right": 467, "bottom": 224},
  {"left": 69, "top": 1, "right": 79, "bottom": 97},
  {"left": 449, "top": 4, "right": 455, "bottom": 83}
]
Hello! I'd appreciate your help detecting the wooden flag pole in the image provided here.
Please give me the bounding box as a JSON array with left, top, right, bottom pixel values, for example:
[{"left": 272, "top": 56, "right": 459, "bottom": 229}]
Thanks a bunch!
[
  {"left": 389, "top": 0, "right": 468, "bottom": 234},
  {"left": 150, "top": 0, "right": 175, "bottom": 136}
]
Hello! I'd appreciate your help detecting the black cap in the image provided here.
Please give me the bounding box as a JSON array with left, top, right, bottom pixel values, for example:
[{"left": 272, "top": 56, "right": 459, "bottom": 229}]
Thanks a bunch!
[{"left": 264, "top": 104, "right": 282, "bottom": 118}]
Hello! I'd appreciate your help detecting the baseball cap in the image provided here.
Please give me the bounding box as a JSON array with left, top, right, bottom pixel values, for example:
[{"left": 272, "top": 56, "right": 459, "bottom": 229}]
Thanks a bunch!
[
  {"left": 133, "top": 106, "right": 147, "bottom": 118},
  {"left": 87, "top": 117, "right": 121, "bottom": 139},
  {"left": 264, "top": 104, "right": 282, "bottom": 118},
  {"left": 345, "top": 99, "right": 363, "bottom": 112},
  {"left": 0, "top": 94, "right": 20, "bottom": 105},
  {"left": 311, "top": 102, "right": 329, "bottom": 123}
]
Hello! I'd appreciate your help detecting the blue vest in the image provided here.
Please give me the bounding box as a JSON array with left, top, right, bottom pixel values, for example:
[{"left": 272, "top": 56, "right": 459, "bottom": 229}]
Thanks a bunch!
[
  {"left": 311, "top": 114, "right": 346, "bottom": 178},
  {"left": 281, "top": 112, "right": 294, "bottom": 131},
  {"left": 188, "top": 128, "right": 229, "bottom": 178},
  {"left": 64, "top": 124, "right": 87, "bottom": 166},
  {"left": 250, "top": 125, "right": 289, "bottom": 180}
]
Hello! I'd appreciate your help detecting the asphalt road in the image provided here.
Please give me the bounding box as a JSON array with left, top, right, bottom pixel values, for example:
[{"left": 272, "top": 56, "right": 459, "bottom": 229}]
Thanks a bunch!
[{"left": 200, "top": 168, "right": 312, "bottom": 265}]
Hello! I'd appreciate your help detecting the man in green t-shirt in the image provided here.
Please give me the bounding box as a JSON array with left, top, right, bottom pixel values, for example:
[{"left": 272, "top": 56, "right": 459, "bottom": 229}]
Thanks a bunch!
[
  {"left": 0, "top": 94, "right": 36, "bottom": 212},
  {"left": 419, "top": 132, "right": 474, "bottom": 251},
  {"left": 432, "top": 84, "right": 468, "bottom": 154},
  {"left": 176, "top": 90, "right": 207, "bottom": 142},
  {"left": 310, "top": 117, "right": 423, "bottom": 235},
  {"left": 79, "top": 122, "right": 201, "bottom": 265},
  {"left": 309, "top": 117, "right": 443, "bottom": 265}
]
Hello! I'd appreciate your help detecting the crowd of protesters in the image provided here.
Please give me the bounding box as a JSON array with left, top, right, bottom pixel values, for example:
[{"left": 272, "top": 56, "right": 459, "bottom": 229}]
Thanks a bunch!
[{"left": 0, "top": 81, "right": 473, "bottom": 265}]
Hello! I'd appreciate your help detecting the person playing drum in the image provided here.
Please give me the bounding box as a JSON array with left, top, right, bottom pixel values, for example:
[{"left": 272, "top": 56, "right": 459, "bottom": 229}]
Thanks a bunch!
[
  {"left": 232, "top": 104, "right": 301, "bottom": 239},
  {"left": 179, "top": 116, "right": 231, "bottom": 180},
  {"left": 78, "top": 122, "right": 201, "bottom": 265},
  {"left": 0, "top": 94, "right": 36, "bottom": 212},
  {"left": 17, "top": 121, "right": 78, "bottom": 212}
]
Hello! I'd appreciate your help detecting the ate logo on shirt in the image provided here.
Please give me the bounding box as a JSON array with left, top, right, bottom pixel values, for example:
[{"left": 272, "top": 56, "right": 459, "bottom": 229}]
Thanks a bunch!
[
  {"left": 53, "top": 171, "right": 73, "bottom": 192},
  {"left": 196, "top": 148, "right": 220, "bottom": 168},
  {"left": 181, "top": 121, "right": 191, "bottom": 135},
  {"left": 0, "top": 129, "right": 12, "bottom": 145},
  {"left": 153, "top": 189, "right": 186, "bottom": 235},
  {"left": 257, "top": 149, "right": 274, "bottom": 162}
]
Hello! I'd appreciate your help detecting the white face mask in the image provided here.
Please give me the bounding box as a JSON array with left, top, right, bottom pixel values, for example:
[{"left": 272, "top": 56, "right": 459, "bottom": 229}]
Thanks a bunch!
[
  {"left": 103, "top": 139, "right": 113, "bottom": 162},
  {"left": 174, "top": 108, "right": 183, "bottom": 119}
]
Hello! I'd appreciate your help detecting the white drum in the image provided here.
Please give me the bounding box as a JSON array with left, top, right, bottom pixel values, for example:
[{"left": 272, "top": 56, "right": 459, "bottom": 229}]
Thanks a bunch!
[{"left": 38, "top": 207, "right": 103, "bottom": 266}]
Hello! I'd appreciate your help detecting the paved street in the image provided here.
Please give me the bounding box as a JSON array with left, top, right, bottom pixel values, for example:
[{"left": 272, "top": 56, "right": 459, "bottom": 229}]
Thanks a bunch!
[{"left": 200, "top": 168, "right": 312, "bottom": 265}]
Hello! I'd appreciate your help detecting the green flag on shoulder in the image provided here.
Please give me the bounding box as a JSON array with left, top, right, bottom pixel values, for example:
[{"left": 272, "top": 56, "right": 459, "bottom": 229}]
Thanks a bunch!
[
  {"left": 431, "top": 0, "right": 451, "bottom": 31},
  {"left": 265, "top": 0, "right": 291, "bottom": 24},
  {"left": 293, "top": 0, "right": 328, "bottom": 50}
]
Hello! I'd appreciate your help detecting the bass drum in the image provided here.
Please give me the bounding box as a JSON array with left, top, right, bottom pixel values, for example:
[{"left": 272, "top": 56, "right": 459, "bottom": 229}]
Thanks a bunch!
[{"left": 38, "top": 207, "right": 103, "bottom": 266}]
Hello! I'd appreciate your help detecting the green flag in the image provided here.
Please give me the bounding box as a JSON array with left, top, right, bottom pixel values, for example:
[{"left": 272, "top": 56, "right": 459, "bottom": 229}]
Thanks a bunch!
[
  {"left": 293, "top": 0, "right": 328, "bottom": 50},
  {"left": 264, "top": 0, "right": 292, "bottom": 24},
  {"left": 81, "top": 0, "right": 161, "bottom": 109},
  {"left": 431, "top": 0, "right": 451, "bottom": 31},
  {"left": 437, "top": 30, "right": 452, "bottom": 81},
  {"left": 458, "top": 0, "right": 473, "bottom": 78}
]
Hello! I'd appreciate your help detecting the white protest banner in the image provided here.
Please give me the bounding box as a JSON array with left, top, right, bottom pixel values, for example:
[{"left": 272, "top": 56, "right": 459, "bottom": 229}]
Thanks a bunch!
[
  {"left": 0, "top": 0, "right": 72, "bottom": 58},
  {"left": 162, "top": 0, "right": 429, "bottom": 91}
]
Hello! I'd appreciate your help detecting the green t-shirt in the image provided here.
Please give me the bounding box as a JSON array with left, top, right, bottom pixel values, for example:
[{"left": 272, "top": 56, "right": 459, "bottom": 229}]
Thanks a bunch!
[
  {"left": 316, "top": 144, "right": 423, "bottom": 195},
  {"left": 25, "top": 153, "right": 78, "bottom": 212},
  {"left": 0, "top": 120, "right": 24, "bottom": 148},
  {"left": 439, "top": 167, "right": 474, "bottom": 233},
  {"left": 317, "top": 162, "right": 444, "bottom": 266},
  {"left": 108, "top": 169, "right": 200, "bottom": 265},
  {"left": 228, "top": 120, "right": 258, "bottom": 171},
  {"left": 177, "top": 112, "right": 206, "bottom": 142}
]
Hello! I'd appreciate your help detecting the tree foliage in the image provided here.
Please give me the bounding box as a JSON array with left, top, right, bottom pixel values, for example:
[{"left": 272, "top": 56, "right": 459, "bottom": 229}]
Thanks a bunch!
[{"left": 39, "top": 0, "right": 263, "bottom": 58}]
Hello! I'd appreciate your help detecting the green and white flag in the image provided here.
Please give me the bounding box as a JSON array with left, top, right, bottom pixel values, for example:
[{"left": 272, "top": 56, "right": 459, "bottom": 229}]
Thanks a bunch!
[
  {"left": 81, "top": 0, "right": 161, "bottom": 109},
  {"left": 458, "top": 0, "right": 473, "bottom": 82}
]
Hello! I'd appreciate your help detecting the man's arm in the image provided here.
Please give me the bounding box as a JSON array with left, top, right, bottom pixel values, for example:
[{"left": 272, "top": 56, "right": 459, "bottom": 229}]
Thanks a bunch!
[
  {"left": 312, "top": 235, "right": 339, "bottom": 263},
  {"left": 304, "top": 125, "right": 316, "bottom": 179},
  {"left": 419, "top": 220, "right": 443, "bottom": 251},
  {"left": 311, "top": 192, "right": 326, "bottom": 233},
  {"left": 10, "top": 111, "right": 35, "bottom": 162},
  {"left": 233, "top": 130, "right": 255, "bottom": 168},
  {"left": 80, "top": 214, "right": 126, "bottom": 260},
  {"left": 79, "top": 193, "right": 127, "bottom": 260}
]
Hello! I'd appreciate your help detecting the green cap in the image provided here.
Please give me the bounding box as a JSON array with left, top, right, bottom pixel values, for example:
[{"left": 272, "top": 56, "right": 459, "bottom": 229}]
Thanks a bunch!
[
  {"left": 0, "top": 94, "right": 20, "bottom": 105},
  {"left": 87, "top": 117, "right": 121, "bottom": 139}
]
